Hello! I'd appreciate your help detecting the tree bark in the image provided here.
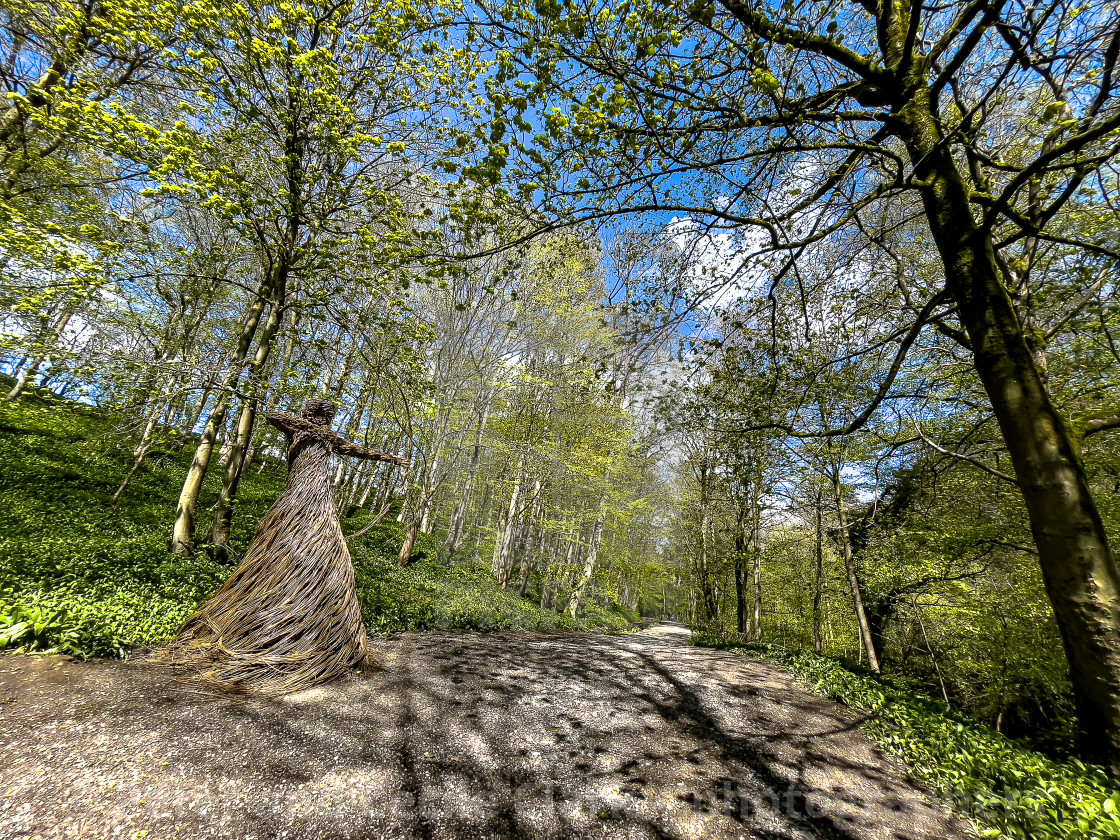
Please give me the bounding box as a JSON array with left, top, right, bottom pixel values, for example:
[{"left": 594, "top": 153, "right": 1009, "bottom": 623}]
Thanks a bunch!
[
  {"left": 813, "top": 492, "right": 825, "bottom": 655},
  {"left": 397, "top": 450, "right": 438, "bottom": 566},
  {"left": 491, "top": 457, "right": 525, "bottom": 584},
  {"left": 696, "top": 456, "right": 718, "bottom": 621},
  {"left": 567, "top": 486, "right": 608, "bottom": 618},
  {"left": 832, "top": 474, "right": 880, "bottom": 672},
  {"left": 516, "top": 480, "right": 544, "bottom": 596},
  {"left": 169, "top": 277, "right": 271, "bottom": 554},
  {"left": 901, "top": 94, "right": 1120, "bottom": 772},
  {"left": 397, "top": 480, "right": 438, "bottom": 566},
  {"left": 209, "top": 286, "right": 287, "bottom": 560},
  {"left": 733, "top": 519, "right": 748, "bottom": 635},
  {"left": 750, "top": 530, "right": 762, "bottom": 640}
]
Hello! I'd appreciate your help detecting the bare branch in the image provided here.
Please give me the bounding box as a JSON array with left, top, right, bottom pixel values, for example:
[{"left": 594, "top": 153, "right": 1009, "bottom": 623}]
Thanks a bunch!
[
  {"left": 716, "top": 0, "right": 884, "bottom": 81},
  {"left": 729, "top": 291, "right": 952, "bottom": 437},
  {"left": 1043, "top": 265, "right": 1113, "bottom": 341},
  {"left": 913, "top": 421, "right": 1019, "bottom": 486}
]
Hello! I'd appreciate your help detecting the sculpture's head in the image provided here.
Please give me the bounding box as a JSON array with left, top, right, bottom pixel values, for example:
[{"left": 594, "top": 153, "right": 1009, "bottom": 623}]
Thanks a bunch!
[{"left": 301, "top": 398, "right": 337, "bottom": 427}]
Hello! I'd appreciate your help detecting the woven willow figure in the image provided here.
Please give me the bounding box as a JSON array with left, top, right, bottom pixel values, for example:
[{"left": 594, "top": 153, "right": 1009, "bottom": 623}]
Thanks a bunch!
[{"left": 160, "top": 398, "right": 408, "bottom": 695}]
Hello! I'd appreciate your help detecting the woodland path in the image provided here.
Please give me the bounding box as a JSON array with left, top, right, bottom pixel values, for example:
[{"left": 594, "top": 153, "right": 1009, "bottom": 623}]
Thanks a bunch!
[{"left": 0, "top": 624, "right": 971, "bottom": 840}]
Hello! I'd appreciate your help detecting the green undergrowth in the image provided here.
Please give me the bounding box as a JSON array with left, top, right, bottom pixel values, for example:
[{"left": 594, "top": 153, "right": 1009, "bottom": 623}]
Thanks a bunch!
[
  {"left": 693, "top": 636, "right": 1120, "bottom": 839},
  {"left": 0, "top": 394, "right": 633, "bottom": 657}
]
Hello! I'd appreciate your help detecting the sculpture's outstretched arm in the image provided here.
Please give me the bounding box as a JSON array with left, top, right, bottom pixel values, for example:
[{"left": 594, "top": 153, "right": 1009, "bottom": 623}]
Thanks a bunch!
[
  {"left": 265, "top": 411, "right": 409, "bottom": 468},
  {"left": 265, "top": 410, "right": 304, "bottom": 438},
  {"left": 333, "top": 438, "right": 410, "bottom": 466}
]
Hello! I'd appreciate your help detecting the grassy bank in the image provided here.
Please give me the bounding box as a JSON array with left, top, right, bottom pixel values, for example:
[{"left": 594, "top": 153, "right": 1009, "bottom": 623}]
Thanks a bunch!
[
  {"left": 693, "top": 635, "right": 1120, "bottom": 839},
  {"left": 0, "top": 394, "right": 634, "bottom": 657}
]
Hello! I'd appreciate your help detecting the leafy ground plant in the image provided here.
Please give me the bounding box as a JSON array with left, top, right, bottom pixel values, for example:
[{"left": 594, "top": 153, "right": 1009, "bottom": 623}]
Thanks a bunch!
[{"left": 693, "top": 636, "right": 1120, "bottom": 839}]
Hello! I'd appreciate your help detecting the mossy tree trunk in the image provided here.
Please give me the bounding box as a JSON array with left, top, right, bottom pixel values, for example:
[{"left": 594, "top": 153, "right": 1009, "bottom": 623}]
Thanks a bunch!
[{"left": 901, "top": 94, "right": 1120, "bottom": 773}]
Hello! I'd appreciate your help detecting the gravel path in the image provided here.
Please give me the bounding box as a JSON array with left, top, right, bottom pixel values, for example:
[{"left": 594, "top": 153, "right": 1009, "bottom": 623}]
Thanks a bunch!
[{"left": 0, "top": 623, "right": 971, "bottom": 839}]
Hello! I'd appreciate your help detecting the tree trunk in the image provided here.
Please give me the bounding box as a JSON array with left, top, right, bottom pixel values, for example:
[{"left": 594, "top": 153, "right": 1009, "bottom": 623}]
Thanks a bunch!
[
  {"left": 397, "top": 477, "right": 439, "bottom": 566},
  {"left": 750, "top": 500, "right": 762, "bottom": 640},
  {"left": 492, "top": 459, "right": 524, "bottom": 585},
  {"left": 696, "top": 458, "right": 718, "bottom": 621},
  {"left": 567, "top": 488, "right": 608, "bottom": 618},
  {"left": 206, "top": 400, "right": 259, "bottom": 559},
  {"left": 169, "top": 278, "right": 272, "bottom": 554},
  {"left": 397, "top": 483, "right": 437, "bottom": 566},
  {"left": 813, "top": 493, "right": 825, "bottom": 655},
  {"left": 397, "top": 513, "right": 422, "bottom": 566},
  {"left": 418, "top": 452, "right": 442, "bottom": 535},
  {"left": 733, "top": 494, "right": 748, "bottom": 635},
  {"left": 417, "top": 404, "right": 455, "bottom": 536},
  {"left": 902, "top": 97, "right": 1120, "bottom": 772},
  {"left": 6, "top": 309, "right": 73, "bottom": 400},
  {"left": 446, "top": 397, "right": 492, "bottom": 556},
  {"left": 516, "top": 480, "right": 544, "bottom": 596},
  {"left": 832, "top": 474, "right": 880, "bottom": 672},
  {"left": 112, "top": 374, "right": 176, "bottom": 504},
  {"left": 209, "top": 286, "right": 288, "bottom": 561}
]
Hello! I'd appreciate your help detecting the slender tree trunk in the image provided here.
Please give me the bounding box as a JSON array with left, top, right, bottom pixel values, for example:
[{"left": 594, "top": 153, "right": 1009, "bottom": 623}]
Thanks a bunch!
[
  {"left": 492, "top": 458, "right": 524, "bottom": 584},
  {"left": 418, "top": 451, "right": 442, "bottom": 535},
  {"left": 397, "top": 485, "right": 437, "bottom": 566},
  {"left": 516, "top": 480, "right": 544, "bottom": 596},
  {"left": 901, "top": 99, "right": 1120, "bottom": 771},
  {"left": 209, "top": 277, "right": 289, "bottom": 559},
  {"left": 169, "top": 277, "right": 272, "bottom": 554},
  {"left": 206, "top": 402, "right": 259, "bottom": 560},
  {"left": 916, "top": 608, "right": 949, "bottom": 704},
  {"left": 733, "top": 493, "right": 748, "bottom": 635},
  {"left": 831, "top": 473, "right": 880, "bottom": 672},
  {"left": 549, "top": 525, "right": 576, "bottom": 611},
  {"left": 567, "top": 487, "right": 608, "bottom": 618},
  {"left": 397, "top": 443, "right": 436, "bottom": 566},
  {"left": 417, "top": 404, "right": 456, "bottom": 536},
  {"left": 112, "top": 374, "right": 176, "bottom": 504},
  {"left": 7, "top": 309, "right": 73, "bottom": 400},
  {"left": 696, "top": 459, "right": 718, "bottom": 621},
  {"left": 446, "top": 397, "right": 492, "bottom": 555},
  {"left": 813, "top": 492, "right": 824, "bottom": 655},
  {"left": 397, "top": 516, "right": 421, "bottom": 566},
  {"left": 750, "top": 502, "right": 762, "bottom": 640}
]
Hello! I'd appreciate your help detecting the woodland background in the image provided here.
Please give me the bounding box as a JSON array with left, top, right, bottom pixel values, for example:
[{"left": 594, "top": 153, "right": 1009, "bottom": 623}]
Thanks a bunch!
[{"left": 2, "top": 0, "right": 1120, "bottom": 829}]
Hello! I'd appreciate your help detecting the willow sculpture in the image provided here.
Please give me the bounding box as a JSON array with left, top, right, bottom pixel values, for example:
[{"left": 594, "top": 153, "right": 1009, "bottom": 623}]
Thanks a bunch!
[{"left": 159, "top": 399, "right": 409, "bottom": 695}]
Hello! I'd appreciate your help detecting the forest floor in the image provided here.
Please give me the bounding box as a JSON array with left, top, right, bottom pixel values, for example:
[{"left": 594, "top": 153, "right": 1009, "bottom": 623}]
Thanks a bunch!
[{"left": 0, "top": 624, "right": 971, "bottom": 840}]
